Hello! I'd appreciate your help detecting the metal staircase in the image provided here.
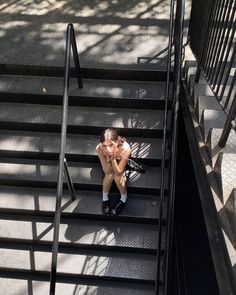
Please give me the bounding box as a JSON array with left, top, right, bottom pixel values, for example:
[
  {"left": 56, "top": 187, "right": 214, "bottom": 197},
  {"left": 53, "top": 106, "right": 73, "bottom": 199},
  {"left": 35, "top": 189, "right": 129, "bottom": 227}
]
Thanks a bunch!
[
  {"left": 0, "top": 65, "right": 171, "bottom": 295},
  {"left": 0, "top": 0, "right": 184, "bottom": 293}
]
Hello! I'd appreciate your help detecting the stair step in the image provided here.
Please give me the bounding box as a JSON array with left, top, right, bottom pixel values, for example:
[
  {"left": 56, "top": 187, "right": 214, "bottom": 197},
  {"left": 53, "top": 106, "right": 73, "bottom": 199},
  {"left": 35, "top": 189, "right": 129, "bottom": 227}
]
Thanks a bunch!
[
  {"left": 0, "top": 248, "right": 157, "bottom": 281},
  {"left": 0, "top": 75, "right": 170, "bottom": 100},
  {"left": 0, "top": 277, "right": 155, "bottom": 295},
  {"left": 0, "top": 218, "right": 161, "bottom": 250},
  {"left": 184, "top": 60, "right": 197, "bottom": 85},
  {"left": 195, "top": 95, "right": 222, "bottom": 123},
  {"left": 200, "top": 110, "right": 226, "bottom": 142},
  {"left": 0, "top": 102, "right": 165, "bottom": 137},
  {"left": 0, "top": 130, "right": 163, "bottom": 164},
  {"left": 0, "top": 186, "right": 163, "bottom": 219},
  {"left": 214, "top": 153, "right": 236, "bottom": 205},
  {"left": 0, "top": 186, "right": 163, "bottom": 220},
  {"left": 0, "top": 159, "right": 163, "bottom": 194},
  {"left": 0, "top": 64, "right": 171, "bottom": 81},
  {"left": 206, "top": 128, "right": 236, "bottom": 167},
  {"left": 192, "top": 84, "right": 214, "bottom": 107},
  {"left": 189, "top": 74, "right": 207, "bottom": 93},
  {"left": 0, "top": 237, "right": 161, "bottom": 256},
  {"left": 0, "top": 92, "right": 170, "bottom": 110},
  {"left": 221, "top": 90, "right": 235, "bottom": 112}
]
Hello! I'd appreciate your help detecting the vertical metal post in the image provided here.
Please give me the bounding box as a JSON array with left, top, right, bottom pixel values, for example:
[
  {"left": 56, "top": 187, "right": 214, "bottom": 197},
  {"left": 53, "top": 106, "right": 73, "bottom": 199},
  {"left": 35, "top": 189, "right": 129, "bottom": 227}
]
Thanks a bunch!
[
  {"left": 210, "top": 2, "right": 236, "bottom": 90},
  {"left": 194, "top": 0, "right": 215, "bottom": 83},
  {"left": 223, "top": 70, "right": 236, "bottom": 109},
  {"left": 207, "top": 0, "right": 228, "bottom": 82},
  {"left": 71, "top": 25, "right": 83, "bottom": 89},
  {"left": 203, "top": 0, "right": 220, "bottom": 74},
  {"left": 218, "top": 92, "right": 236, "bottom": 147},
  {"left": 64, "top": 158, "right": 76, "bottom": 201}
]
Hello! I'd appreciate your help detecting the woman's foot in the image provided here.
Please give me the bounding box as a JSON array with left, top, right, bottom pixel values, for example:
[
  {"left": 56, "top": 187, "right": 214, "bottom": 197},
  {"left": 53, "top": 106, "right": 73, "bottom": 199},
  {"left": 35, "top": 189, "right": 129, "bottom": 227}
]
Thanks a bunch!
[
  {"left": 111, "top": 200, "right": 126, "bottom": 216},
  {"left": 102, "top": 200, "right": 110, "bottom": 215}
]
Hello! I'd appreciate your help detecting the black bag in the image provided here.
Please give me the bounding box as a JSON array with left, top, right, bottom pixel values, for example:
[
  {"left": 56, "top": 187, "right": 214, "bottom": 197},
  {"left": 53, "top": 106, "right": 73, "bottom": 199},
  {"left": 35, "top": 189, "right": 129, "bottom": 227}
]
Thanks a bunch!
[{"left": 126, "top": 158, "right": 146, "bottom": 174}]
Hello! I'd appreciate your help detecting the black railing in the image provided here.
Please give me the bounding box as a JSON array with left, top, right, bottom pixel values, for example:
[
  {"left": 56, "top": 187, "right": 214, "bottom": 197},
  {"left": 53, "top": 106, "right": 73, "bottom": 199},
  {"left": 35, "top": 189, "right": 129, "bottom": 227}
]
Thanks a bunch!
[
  {"left": 49, "top": 23, "right": 83, "bottom": 295},
  {"left": 189, "top": 0, "right": 236, "bottom": 147},
  {"left": 156, "top": 0, "right": 184, "bottom": 293}
]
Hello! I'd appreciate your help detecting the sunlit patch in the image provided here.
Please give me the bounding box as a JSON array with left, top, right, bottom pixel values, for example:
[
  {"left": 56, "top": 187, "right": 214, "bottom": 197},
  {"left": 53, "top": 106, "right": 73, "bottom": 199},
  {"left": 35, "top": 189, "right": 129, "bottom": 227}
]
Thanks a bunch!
[
  {"left": 129, "top": 142, "right": 151, "bottom": 158},
  {"left": 0, "top": 30, "right": 6, "bottom": 37},
  {"left": 1, "top": 0, "right": 67, "bottom": 16},
  {"left": 77, "top": 229, "right": 115, "bottom": 246},
  {"left": 0, "top": 138, "right": 31, "bottom": 150}
]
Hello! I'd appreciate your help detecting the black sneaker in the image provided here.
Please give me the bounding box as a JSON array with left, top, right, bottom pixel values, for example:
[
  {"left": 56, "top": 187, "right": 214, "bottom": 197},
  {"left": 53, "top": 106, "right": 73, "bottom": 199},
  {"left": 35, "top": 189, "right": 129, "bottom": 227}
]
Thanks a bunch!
[
  {"left": 111, "top": 200, "right": 126, "bottom": 216},
  {"left": 102, "top": 200, "right": 110, "bottom": 215}
]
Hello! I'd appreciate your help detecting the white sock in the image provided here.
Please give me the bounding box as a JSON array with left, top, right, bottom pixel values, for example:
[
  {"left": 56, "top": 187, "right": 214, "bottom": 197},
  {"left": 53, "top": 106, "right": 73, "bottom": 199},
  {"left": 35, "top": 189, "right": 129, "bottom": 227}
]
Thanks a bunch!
[
  {"left": 120, "top": 192, "right": 127, "bottom": 203},
  {"left": 102, "top": 192, "right": 109, "bottom": 201}
]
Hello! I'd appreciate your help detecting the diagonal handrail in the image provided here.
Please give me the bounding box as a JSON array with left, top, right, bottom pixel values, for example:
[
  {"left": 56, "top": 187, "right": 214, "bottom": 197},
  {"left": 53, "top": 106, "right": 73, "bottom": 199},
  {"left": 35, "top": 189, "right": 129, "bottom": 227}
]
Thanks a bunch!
[
  {"left": 156, "top": 0, "right": 175, "bottom": 293},
  {"left": 49, "top": 23, "right": 83, "bottom": 295},
  {"left": 164, "top": 0, "right": 184, "bottom": 293},
  {"left": 156, "top": 0, "right": 185, "bottom": 293}
]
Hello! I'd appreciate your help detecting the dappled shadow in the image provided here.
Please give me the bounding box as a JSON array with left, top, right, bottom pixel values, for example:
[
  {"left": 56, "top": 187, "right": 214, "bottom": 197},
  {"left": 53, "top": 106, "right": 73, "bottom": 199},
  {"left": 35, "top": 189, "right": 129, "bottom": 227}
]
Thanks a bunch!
[
  {"left": 0, "top": 0, "right": 182, "bottom": 69},
  {"left": 218, "top": 189, "right": 236, "bottom": 251},
  {"left": 0, "top": 102, "right": 163, "bottom": 130},
  {"left": 137, "top": 45, "right": 176, "bottom": 69}
]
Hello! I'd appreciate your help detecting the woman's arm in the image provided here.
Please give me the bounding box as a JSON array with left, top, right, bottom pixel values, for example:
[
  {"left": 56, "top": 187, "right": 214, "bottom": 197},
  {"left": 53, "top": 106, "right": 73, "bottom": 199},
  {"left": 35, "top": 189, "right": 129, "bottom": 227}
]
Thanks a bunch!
[
  {"left": 111, "top": 148, "right": 131, "bottom": 175},
  {"left": 96, "top": 144, "right": 113, "bottom": 175}
]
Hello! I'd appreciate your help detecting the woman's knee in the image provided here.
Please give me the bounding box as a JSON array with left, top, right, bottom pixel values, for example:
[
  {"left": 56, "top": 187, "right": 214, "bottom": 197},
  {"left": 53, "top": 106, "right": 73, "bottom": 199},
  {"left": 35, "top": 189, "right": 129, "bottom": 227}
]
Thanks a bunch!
[
  {"left": 104, "top": 173, "right": 114, "bottom": 183},
  {"left": 114, "top": 173, "right": 124, "bottom": 184}
]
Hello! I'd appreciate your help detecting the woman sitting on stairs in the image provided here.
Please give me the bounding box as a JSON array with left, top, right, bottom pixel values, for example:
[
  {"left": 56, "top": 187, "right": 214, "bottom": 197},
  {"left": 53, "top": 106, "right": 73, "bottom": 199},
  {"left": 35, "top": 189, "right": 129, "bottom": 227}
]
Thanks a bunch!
[{"left": 96, "top": 128, "right": 131, "bottom": 216}]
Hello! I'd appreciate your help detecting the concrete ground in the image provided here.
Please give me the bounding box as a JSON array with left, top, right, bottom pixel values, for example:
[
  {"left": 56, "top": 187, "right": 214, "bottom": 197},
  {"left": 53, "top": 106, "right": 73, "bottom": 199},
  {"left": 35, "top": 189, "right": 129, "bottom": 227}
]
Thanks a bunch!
[{"left": 0, "top": 0, "right": 191, "bottom": 69}]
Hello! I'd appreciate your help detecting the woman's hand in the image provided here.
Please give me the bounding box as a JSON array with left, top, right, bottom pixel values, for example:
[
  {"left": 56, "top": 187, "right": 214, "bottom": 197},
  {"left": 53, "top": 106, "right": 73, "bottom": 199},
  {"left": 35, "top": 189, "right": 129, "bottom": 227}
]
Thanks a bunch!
[
  {"left": 110, "top": 154, "right": 115, "bottom": 161},
  {"left": 106, "top": 155, "right": 111, "bottom": 162},
  {"left": 100, "top": 141, "right": 119, "bottom": 159}
]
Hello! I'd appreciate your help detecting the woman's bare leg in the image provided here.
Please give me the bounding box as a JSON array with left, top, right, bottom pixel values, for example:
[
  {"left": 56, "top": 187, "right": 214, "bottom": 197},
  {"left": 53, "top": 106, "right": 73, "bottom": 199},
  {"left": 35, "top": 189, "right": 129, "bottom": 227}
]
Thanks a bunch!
[
  {"left": 112, "top": 174, "right": 127, "bottom": 215},
  {"left": 101, "top": 173, "right": 113, "bottom": 215},
  {"left": 113, "top": 174, "right": 127, "bottom": 194},
  {"left": 103, "top": 173, "right": 114, "bottom": 193}
]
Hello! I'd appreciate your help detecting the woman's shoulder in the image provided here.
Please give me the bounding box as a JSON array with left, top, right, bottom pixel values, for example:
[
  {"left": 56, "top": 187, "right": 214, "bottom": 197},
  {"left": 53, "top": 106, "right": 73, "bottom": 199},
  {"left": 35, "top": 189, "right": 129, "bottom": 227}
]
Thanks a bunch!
[
  {"left": 122, "top": 141, "right": 131, "bottom": 155},
  {"left": 123, "top": 141, "right": 130, "bottom": 148},
  {"left": 96, "top": 143, "right": 102, "bottom": 154}
]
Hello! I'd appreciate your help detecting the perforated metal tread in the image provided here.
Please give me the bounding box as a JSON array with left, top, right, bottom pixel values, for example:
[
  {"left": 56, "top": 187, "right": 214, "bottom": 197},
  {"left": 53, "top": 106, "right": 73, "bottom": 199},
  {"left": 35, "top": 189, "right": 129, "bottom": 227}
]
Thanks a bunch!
[
  {"left": 0, "top": 278, "right": 155, "bottom": 295},
  {"left": 192, "top": 84, "right": 215, "bottom": 107},
  {"left": 0, "top": 186, "right": 161, "bottom": 219},
  {"left": 0, "top": 218, "right": 161, "bottom": 250},
  {"left": 195, "top": 95, "right": 222, "bottom": 123},
  {"left": 214, "top": 153, "right": 236, "bottom": 205},
  {"left": 0, "top": 159, "right": 162, "bottom": 192},
  {"left": 189, "top": 74, "right": 207, "bottom": 92},
  {"left": 0, "top": 102, "right": 164, "bottom": 131},
  {"left": 0, "top": 248, "right": 157, "bottom": 281},
  {"left": 219, "top": 189, "right": 236, "bottom": 262},
  {"left": 206, "top": 128, "right": 236, "bottom": 167},
  {"left": 0, "top": 130, "right": 163, "bottom": 161},
  {"left": 201, "top": 110, "right": 226, "bottom": 142},
  {"left": 0, "top": 75, "right": 170, "bottom": 100}
]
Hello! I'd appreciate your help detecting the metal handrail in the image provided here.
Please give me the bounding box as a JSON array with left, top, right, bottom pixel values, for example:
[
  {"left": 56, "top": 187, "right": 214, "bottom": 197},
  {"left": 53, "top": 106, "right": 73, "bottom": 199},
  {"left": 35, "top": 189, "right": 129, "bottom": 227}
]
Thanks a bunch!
[
  {"left": 164, "top": 0, "right": 184, "bottom": 294},
  {"left": 49, "top": 23, "right": 83, "bottom": 295},
  {"left": 189, "top": 0, "right": 236, "bottom": 146},
  {"left": 156, "top": 0, "right": 184, "bottom": 293},
  {"left": 156, "top": 0, "right": 175, "bottom": 293}
]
